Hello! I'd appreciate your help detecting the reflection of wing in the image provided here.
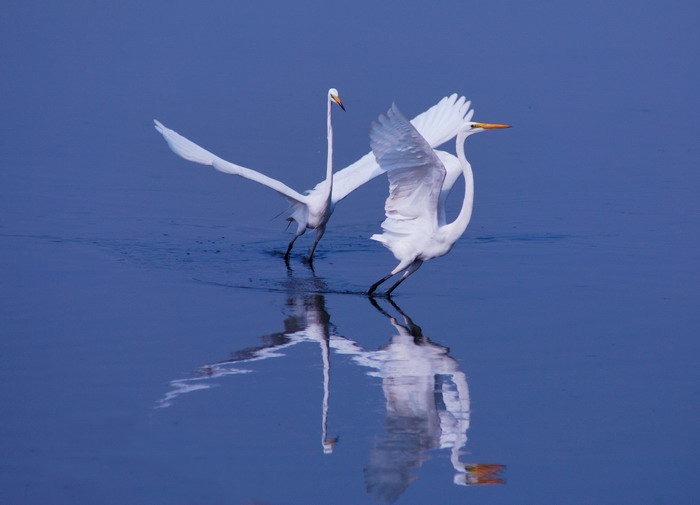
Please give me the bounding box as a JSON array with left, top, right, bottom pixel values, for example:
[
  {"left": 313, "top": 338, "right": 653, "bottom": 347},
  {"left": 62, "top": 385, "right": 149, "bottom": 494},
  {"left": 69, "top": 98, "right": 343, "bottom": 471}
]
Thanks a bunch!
[
  {"left": 370, "top": 104, "right": 447, "bottom": 240},
  {"left": 155, "top": 367, "right": 251, "bottom": 410},
  {"left": 155, "top": 291, "right": 335, "bottom": 410},
  {"left": 334, "top": 299, "right": 473, "bottom": 503},
  {"left": 329, "top": 94, "right": 471, "bottom": 203},
  {"left": 154, "top": 329, "right": 298, "bottom": 410}
]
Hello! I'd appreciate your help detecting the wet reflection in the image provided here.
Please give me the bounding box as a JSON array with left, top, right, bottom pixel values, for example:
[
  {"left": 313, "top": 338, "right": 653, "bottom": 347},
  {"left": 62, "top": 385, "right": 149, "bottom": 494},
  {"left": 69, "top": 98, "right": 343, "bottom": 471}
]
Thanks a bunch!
[
  {"left": 156, "top": 273, "right": 503, "bottom": 501},
  {"left": 156, "top": 270, "right": 339, "bottom": 453},
  {"left": 341, "top": 299, "right": 505, "bottom": 502}
]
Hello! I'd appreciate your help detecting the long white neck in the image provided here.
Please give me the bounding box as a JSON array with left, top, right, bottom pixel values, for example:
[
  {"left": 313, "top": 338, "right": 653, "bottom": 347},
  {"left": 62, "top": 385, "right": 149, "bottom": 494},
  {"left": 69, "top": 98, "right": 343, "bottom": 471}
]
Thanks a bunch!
[
  {"left": 443, "top": 131, "right": 474, "bottom": 240},
  {"left": 436, "top": 151, "right": 462, "bottom": 227},
  {"left": 325, "top": 97, "right": 334, "bottom": 202}
]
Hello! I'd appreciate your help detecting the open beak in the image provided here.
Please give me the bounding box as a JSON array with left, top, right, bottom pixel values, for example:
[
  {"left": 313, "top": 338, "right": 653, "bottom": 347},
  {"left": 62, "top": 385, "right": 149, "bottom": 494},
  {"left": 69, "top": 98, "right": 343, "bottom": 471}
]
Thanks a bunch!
[
  {"left": 473, "top": 123, "right": 511, "bottom": 129},
  {"left": 331, "top": 94, "right": 346, "bottom": 111}
]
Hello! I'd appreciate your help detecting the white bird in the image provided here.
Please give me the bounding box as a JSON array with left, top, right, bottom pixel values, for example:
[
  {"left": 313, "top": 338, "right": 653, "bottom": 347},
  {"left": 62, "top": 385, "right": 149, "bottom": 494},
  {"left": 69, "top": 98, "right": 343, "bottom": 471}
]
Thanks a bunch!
[
  {"left": 368, "top": 104, "right": 510, "bottom": 296},
  {"left": 155, "top": 88, "right": 343, "bottom": 264},
  {"left": 154, "top": 92, "right": 471, "bottom": 264}
]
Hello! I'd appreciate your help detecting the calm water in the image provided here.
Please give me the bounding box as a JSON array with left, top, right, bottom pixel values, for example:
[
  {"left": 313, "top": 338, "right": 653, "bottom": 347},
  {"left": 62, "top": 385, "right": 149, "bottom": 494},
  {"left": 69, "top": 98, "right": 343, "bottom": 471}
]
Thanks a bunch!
[{"left": 2, "top": 2, "right": 699, "bottom": 504}]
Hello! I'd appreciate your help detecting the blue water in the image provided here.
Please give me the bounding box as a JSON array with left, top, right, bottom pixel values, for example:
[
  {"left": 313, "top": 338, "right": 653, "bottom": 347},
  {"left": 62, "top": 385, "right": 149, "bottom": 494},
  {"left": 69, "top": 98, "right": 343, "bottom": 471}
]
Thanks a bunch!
[{"left": 2, "top": 1, "right": 699, "bottom": 504}]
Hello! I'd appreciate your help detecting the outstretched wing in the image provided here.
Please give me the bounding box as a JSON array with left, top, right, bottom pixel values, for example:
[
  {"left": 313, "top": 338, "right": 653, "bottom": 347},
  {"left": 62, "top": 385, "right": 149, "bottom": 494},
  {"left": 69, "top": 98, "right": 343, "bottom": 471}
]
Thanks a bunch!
[
  {"left": 329, "top": 94, "right": 471, "bottom": 203},
  {"left": 154, "top": 120, "right": 308, "bottom": 204},
  {"left": 370, "top": 104, "right": 446, "bottom": 235},
  {"left": 410, "top": 93, "right": 471, "bottom": 148}
]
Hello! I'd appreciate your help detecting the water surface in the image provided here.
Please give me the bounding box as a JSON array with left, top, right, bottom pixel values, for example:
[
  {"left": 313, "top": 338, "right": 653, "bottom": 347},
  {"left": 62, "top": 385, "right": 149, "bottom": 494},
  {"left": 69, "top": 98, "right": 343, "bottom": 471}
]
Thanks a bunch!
[{"left": 2, "top": 1, "right": 699, "bottom": 504}]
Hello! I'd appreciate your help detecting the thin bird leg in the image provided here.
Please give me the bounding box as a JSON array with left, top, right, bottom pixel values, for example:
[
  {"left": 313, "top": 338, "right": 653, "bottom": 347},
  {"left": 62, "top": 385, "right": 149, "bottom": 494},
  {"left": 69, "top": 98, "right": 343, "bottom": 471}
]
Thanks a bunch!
[
  {"left": 385, "top": 260, "right": 423, "bottom": 297},
  {"left": 307, "top": 226, "right": 326, "bottom": 265},
  {"left": 284, "top": 235, "right": 300, "bottom": 264},
  {"left": 368, "top": 272, "right": 394, "bottom": 297}
]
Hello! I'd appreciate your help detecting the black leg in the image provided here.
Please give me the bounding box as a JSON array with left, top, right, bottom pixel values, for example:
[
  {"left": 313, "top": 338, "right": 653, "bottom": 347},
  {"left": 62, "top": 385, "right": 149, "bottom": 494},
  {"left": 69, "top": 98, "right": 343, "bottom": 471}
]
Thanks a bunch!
[
  {"left": 307, "top": 227, "right": 326, "bottom": 264},
  {"left": 384, "top": 276, "right": 406, "bottom": 297},
  {"left": 385, "top": 260, "right": 422, "bottom": 297},
  {"left": 284, "top": 235, "right": 299, "bottom": 264},
  {"left": 368, "top": 273, "right": 393, "bottom": 297}
]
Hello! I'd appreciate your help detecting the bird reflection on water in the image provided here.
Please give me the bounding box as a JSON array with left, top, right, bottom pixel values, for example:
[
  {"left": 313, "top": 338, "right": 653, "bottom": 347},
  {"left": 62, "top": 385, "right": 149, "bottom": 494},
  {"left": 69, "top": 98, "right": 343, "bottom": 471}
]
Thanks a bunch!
[
  {"left": 155, "top": 270, "right": 503, "bottom": 501},
  {"left": 348, "top": 298, "right": 505, "bottom": 501},
  {"left": 156, "top": 269, "right": 339, "bottom": 453}
]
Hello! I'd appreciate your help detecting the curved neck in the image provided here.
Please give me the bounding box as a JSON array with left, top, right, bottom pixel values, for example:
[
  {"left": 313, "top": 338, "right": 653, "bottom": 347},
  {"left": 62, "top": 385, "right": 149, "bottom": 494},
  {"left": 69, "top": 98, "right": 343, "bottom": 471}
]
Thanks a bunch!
[
  {"left": 325, "top": 97, "right": 334, "bottom": 200},
  {"left": 443, "top": 131, "right": 474, "bottom": 238}
]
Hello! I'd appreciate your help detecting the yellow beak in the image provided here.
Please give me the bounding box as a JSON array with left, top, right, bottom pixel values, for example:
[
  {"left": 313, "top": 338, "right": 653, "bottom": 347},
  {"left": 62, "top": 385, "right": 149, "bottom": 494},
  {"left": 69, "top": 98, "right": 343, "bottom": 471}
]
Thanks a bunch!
[
  {"left": 331, "top": 94, "right": 346, "bottom": 111},
  {"left": 473, "top": 123, "right": 511, "bottom": 129}
]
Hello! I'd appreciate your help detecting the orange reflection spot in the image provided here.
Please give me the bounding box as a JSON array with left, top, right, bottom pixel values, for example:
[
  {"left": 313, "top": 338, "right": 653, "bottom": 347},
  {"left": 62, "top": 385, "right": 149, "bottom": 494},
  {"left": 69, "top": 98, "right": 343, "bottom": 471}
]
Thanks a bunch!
[{"left": 465, "top": 464, "right": 506, "bottom": 485}]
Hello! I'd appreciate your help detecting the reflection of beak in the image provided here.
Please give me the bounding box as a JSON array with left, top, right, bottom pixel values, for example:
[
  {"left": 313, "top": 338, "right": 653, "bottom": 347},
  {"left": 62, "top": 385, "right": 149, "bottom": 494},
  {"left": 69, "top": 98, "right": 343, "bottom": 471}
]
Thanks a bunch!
[
  {"left": 464, "top": 464, "right": 506, "bottom": 485},
  {"left": 473, "top": 123, "right": 511, "bottom": 129},
  {"left": 323, "top": 437, "right": 339, "bottom": 454},
  {"left": 331, "top": 95, "right": 346, "bottom": 111}
]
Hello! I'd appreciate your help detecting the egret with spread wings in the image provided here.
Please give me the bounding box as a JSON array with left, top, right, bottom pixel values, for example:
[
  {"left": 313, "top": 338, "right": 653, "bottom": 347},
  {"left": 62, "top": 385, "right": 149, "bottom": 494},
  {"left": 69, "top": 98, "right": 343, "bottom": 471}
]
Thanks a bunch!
[
  {"left": 368, "top": 104, "right": 510, "bottom": 296},
  {"left": 155, "top": 92, "right": 471, "bottom": 264},
  {"left": 155, "top": 88, "right": 344, "bottom": 265}
]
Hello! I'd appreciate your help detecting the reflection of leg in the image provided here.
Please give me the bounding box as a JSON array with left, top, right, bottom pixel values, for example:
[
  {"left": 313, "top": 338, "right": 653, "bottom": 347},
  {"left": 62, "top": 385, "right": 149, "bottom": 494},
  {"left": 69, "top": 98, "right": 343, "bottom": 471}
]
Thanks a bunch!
[
  {"left": 368, "top": 296, "right": 392, "bottom": 318},
  {"left": 385, "top": 260, "right": 423, "bottom": 297},
  {"left": 307, "top": 227, "right": 326, "bottom": 265},
  {"left": 368, "top": 297, "right": 406, "bottom": 336},
  {"left": 386, "top": 297, "right": 403, "bottom": 315},
  {"left": 385, "top": 297, "right": 423, "bottom": 338}
]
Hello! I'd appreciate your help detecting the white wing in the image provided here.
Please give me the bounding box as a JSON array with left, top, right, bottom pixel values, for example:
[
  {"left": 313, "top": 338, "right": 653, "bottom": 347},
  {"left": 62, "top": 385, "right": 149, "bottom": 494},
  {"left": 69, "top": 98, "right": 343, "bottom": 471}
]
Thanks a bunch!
[
  {"left": 154, "top": 120, "right": 308, "bottom": 204},
  {"left": 370, "top": 104, "right": 446, "bottom": 235},
  {"left": 410, "top": 93, "right": 471, "bottom": 147},
  {"left": 329, "top": 94, "right": 471, "bottom": 203}
]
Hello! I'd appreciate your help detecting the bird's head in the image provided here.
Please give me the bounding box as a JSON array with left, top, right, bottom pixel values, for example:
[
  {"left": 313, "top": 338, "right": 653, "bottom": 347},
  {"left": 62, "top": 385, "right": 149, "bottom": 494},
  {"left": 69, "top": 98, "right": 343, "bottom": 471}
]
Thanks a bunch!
[
  {"left": 328, "top": 88, "right": 345, "bottom": 111},
  {"left": 460, "top": 121, "right": 511, "bottom": 137}
]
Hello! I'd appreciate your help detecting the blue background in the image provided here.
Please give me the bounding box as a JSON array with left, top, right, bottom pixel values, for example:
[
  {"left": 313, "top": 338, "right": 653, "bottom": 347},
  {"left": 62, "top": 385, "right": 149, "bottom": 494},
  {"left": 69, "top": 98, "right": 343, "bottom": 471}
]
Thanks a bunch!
[{"left": 2, "top": 1, "right": 699, "bottom": 504}]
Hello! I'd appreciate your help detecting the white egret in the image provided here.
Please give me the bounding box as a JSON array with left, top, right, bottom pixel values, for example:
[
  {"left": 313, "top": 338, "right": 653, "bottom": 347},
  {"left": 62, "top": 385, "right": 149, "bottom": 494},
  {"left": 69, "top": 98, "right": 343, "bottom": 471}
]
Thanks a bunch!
[
  {"left": 367, "top": 104, "right": 510, "bottom": 296},
  {"left": 155, "top": 88, "right": 343, "bottom": 264},
  {"left": 154, "top": 92, "right": 471, "bottom": 264}
]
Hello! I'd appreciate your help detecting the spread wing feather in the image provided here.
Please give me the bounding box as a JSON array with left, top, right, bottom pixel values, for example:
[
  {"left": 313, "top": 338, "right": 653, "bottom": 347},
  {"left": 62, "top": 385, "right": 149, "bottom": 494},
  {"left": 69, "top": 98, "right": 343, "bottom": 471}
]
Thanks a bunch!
[
  {"left": 329, "top": 94, "right": 470, "bottom": 203},
  {"left": 154, "top": 120, "right": 308, "bottom": 204},
  {"left": 370, "top": 104, "right": 446, "bottom": 236}
]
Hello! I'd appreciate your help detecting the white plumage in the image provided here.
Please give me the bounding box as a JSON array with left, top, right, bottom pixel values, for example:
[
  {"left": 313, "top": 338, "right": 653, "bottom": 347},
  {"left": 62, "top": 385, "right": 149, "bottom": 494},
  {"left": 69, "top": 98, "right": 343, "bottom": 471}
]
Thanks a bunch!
[
  {"left": 368, "top": 104, "right": 510, "bottom": 296},
  {"left": 154, "top": 92, "right": 471, "bottom": 263}
]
